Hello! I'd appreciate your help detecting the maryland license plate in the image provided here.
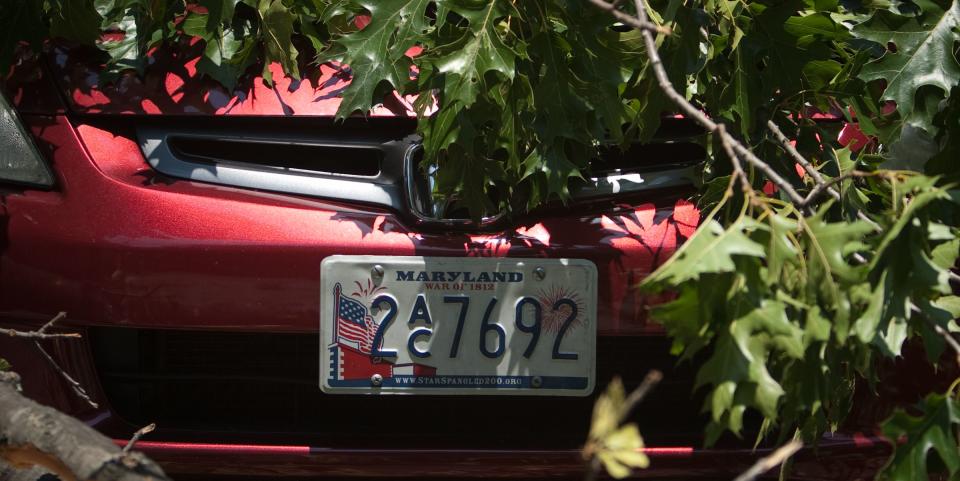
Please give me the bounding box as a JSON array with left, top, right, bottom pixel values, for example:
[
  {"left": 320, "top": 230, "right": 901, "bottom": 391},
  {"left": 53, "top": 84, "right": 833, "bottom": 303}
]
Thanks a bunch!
[{"left": 320, "top": 256, "right": 597, "bottom": 396}]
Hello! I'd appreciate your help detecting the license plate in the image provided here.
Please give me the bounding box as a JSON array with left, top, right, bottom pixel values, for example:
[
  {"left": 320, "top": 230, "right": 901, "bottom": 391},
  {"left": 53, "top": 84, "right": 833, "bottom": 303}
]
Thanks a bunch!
[{"left": 320, "top": 256, "right": 597, "bottom": 396}]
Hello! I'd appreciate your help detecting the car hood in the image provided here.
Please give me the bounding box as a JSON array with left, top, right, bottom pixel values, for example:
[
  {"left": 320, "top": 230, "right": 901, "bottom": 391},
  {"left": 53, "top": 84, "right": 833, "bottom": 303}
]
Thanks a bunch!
[{"left": 43, "top": 44, "right": 413, "bottom": 117}]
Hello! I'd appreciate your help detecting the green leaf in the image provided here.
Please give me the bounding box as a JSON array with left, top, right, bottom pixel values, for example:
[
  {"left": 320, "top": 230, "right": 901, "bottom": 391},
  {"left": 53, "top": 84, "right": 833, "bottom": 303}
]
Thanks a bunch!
[
  {"left": 652, "top": 283, "right": 715, "bottom": 357},
  {"left": 183, "top": 12, "right": 210, "bottom": 38},
  {"left": 644, "top": 218, "right": 766, "bottom": 286},
  {"left": 722, "top": 44, "right": 760, "bottom": 134},
  {"left": 852, "top": 0, "right": 960, "bottom": 134},
  {"left": 761, "top": 213, "right": 800, "bottom": 282},
  {"left": 198, "top": 25, "right": 257, "bottom": 90},
  {"left": 783, "top": 13, "right": 850, "bottom": 40},
  {"left": 199, "top": 0, "right": 239, "bottom": 28},
  {"left": 853, "top": 276, "right": 886, "bottom": 344},
  {"left": 879, "top": 392, "right": 960, "bottom": 481},
  {"left": 804, "top": 207, "right": 873, "bottom": 283},
  {"left": 931, "top": 237, "right": 960, "bottom": 270},
  {"left": 259, "top": 0, "right": 300, "bottom": 83},
  {"left": 331, "top": 0, "right": 431, "bottom": 116},
  {"left": 432, "top": 0, "right": 516, "bottom": 108}
]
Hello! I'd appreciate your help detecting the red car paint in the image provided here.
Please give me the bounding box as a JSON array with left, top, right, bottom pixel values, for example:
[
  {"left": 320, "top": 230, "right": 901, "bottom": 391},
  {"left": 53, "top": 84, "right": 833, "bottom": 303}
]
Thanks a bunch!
[{"left": 0, "top": 47, "right": 919, "bottom": 479}]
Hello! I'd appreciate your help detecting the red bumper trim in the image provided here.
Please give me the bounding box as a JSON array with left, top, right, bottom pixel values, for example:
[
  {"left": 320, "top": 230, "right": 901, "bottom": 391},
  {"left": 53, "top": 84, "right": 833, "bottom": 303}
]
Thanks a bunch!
[{"left": 112, "top": 440, "right": 694, "bottom": 457}]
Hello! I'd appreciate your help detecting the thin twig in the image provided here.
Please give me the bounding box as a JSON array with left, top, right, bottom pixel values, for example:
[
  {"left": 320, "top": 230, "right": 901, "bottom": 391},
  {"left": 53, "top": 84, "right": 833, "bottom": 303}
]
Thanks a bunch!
[
  {"left": 767, "top": 120, "right": 884, "bottom": 231},
  {"left": 732, "top": 440, "right": 803, "bottom": 481},
  {"left": 767, "top": 120, "right": 832, "bottom": 192},
  {"left": 37, "top": 311, "right": 67, "bottom": 334},
  {"left": 6, "top": 312, "right": 99, "bottom": 408},
  {"left": 123, "top": 423, "right": 156, "bottom": 453},
  {"left": 619, "top": 369, "right": 663, "bottom": 424},
  {"left": 0, "top": 312, "right": 78, "bottom": 339},
  {"left": 0, "top": 312, "right": 100, "bottom": 408},
  {"left": 623, "top": 0, "right": 808, "bottom": 208},
  {"left": 585, "top": 0, "right": 671, "bottom": 34},
  {"left": 0, "top": 328, "right": 80, "bottom": 339},
  {"left": 801, "top": 170, "right": 877, "bottom": 205},
  {"left": 934, "top": 324, "right": 960, "bottom": 368},
  {"left": 734, "top": 143, "right": 809, "bottom": 207},
  {"left": 33, "top": 341, "right": 99, "bottom": 409},
  {"left": 718, "top": 124, "right": 753, "bottom": 196},
  {"left": 918, "top": 308, "right": 960, "bottom": 368}
]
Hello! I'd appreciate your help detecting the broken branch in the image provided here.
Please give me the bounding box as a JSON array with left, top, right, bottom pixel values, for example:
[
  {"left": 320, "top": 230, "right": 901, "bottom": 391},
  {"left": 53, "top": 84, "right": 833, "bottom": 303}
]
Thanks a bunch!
[{"left": 0, "top": 376, "right": 170, "bottom": 481}]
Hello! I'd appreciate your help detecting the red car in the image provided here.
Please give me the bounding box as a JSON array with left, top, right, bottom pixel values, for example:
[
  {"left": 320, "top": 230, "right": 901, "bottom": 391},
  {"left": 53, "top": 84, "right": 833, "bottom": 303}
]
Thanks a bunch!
[{"left": 0, "top": 44, "right": 915, "bottom": 479}]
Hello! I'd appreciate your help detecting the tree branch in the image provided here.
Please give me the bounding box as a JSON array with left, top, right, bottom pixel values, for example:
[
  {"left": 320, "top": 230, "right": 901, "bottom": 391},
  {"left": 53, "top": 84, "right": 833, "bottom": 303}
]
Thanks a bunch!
[
  {"left": 934, "top": 324, "right": 960, "bottom": 369},
  {"left": 767, "top": 120, "right": 885, "bottom": 231},
  {"left": 0, "top": 328, "right": 80, "bottom": 340},
  {"left": 0, "top": 377, "right": 170, "bottom": 481},
  {"left": 2, "top": 312, "right": 99, "bottom": 408},
  {"left": 732, "top": 440, "right": 803, "bottom": 481},
  {"left": 801, "top": 170, "right": 877, "bottom": 206},
  {"left": 614, "top": 0, "right": 809, "bottom": 207},
  {"left": 33, "top": 341, "right": 98, "bottom": 409},
  {"left": 37, "top": 312, "right": 67, "bottom": 334},
  {"left": 585, "top": 0, "right": 671, "bottom": 34},
  {"left": 718, "top": 124, "right": 753, "bottom": 196},
  {"left": 767, "top": 120, "right": 833, "bottom": 191},
  {"left": 0, "top": 313, "right": 78, "bottom": 339},
  {"left": 619, "top": 369, "right": 663, "bottom": 424},
  {"left": 123, "top": 424, "right": 156, "bottom": 454}
]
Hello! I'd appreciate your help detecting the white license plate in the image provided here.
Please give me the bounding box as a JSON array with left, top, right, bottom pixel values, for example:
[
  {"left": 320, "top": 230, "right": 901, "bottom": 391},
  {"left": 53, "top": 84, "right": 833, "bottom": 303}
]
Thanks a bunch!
[{"left": 320, "top": 256, "right": 597, "bottom": 396}]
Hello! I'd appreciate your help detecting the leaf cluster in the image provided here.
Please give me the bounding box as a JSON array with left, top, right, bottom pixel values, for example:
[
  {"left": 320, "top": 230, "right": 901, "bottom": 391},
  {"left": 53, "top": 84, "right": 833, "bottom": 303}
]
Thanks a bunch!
[
  {"left": 643, "top": 161, "right": 960, "bottom": 460},
  {"left": 3, "top": 0, "right": 957, "bottom": 217}
]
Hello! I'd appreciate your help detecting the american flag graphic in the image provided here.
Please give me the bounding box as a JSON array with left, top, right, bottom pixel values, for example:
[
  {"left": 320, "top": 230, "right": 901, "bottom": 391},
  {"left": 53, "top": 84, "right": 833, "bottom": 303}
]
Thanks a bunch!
[{"left": 334, "top": 283, "right": 377, "bottom": 354}]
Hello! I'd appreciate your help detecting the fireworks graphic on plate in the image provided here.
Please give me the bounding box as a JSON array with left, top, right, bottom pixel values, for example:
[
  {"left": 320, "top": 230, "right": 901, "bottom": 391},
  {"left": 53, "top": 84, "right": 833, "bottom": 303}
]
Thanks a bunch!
[
  {"left": 537, "top": 285, "right": 584, "bottom": 333},
  {"left": 351, "top": 278, "right": 387, "bottom": 299}
]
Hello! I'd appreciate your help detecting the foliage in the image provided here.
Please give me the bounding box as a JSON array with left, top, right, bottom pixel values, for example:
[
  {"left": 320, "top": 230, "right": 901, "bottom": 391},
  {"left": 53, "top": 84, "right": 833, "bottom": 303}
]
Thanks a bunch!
[
  {"left": 584, "top": 378, "right": 650, "bottom": 479},
  {"left": 2, "top": 0, "right": 960, "bottom": 480},
  {"left": 644, "top": 169, "right": 960, "bottom": 446},
  {"left": 1, "top": 0, "right": 956, "bottom": 214},
  {"left": 878, "top": 390, "right": 960, "bottom": 481}
]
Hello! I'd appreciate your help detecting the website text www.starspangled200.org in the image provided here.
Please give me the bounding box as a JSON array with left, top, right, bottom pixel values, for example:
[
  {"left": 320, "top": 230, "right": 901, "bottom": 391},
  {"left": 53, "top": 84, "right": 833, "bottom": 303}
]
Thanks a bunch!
[{"left": 393, "top": 376, "right": 524, "bottom": 386}]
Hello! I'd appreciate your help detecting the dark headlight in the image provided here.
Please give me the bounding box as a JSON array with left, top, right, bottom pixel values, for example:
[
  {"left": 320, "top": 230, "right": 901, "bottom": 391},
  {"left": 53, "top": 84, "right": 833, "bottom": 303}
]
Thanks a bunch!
[{"left": 0, "top": 90, "right": 53, "bottom": 187}]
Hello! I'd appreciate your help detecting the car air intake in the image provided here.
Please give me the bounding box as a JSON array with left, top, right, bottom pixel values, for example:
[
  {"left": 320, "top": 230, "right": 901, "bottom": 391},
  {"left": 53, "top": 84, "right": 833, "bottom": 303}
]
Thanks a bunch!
[
  {"left": 591, "top": 141, "right": 707, "bottom": 175},
  {"left": 138, "top": 125, "right": 417, "bottom": 212},
  {"left": 571, "top": 117, "right": 706, "bottom": 200},
  {"left": 88, "top": 327, "right": 707, "bottom": 448},
  {"left": 168, "top": 137, "right": 383, "bottom": 177}
]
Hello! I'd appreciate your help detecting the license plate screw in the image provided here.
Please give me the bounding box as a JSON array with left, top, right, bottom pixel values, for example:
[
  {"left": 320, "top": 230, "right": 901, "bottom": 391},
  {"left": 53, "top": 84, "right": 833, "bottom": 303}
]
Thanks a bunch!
[
  {"left": 371, "top": 373, "right": 383, "bottom": 387},
  {"left": 533, "top": 267, "right": 546, "bottom": 281},
  {"left": 531, "top": 376, "right": 543, "bottom": 388},
  {"left": 371, "top": 264, "right": 385, "bottom": 285}
]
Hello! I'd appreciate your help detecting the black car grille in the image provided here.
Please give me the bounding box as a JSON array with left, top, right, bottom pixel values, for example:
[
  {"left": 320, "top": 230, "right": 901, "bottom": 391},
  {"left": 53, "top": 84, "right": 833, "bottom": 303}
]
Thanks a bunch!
[{"left": 89, "top": 328, "right": 707, "bottom": 448}]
